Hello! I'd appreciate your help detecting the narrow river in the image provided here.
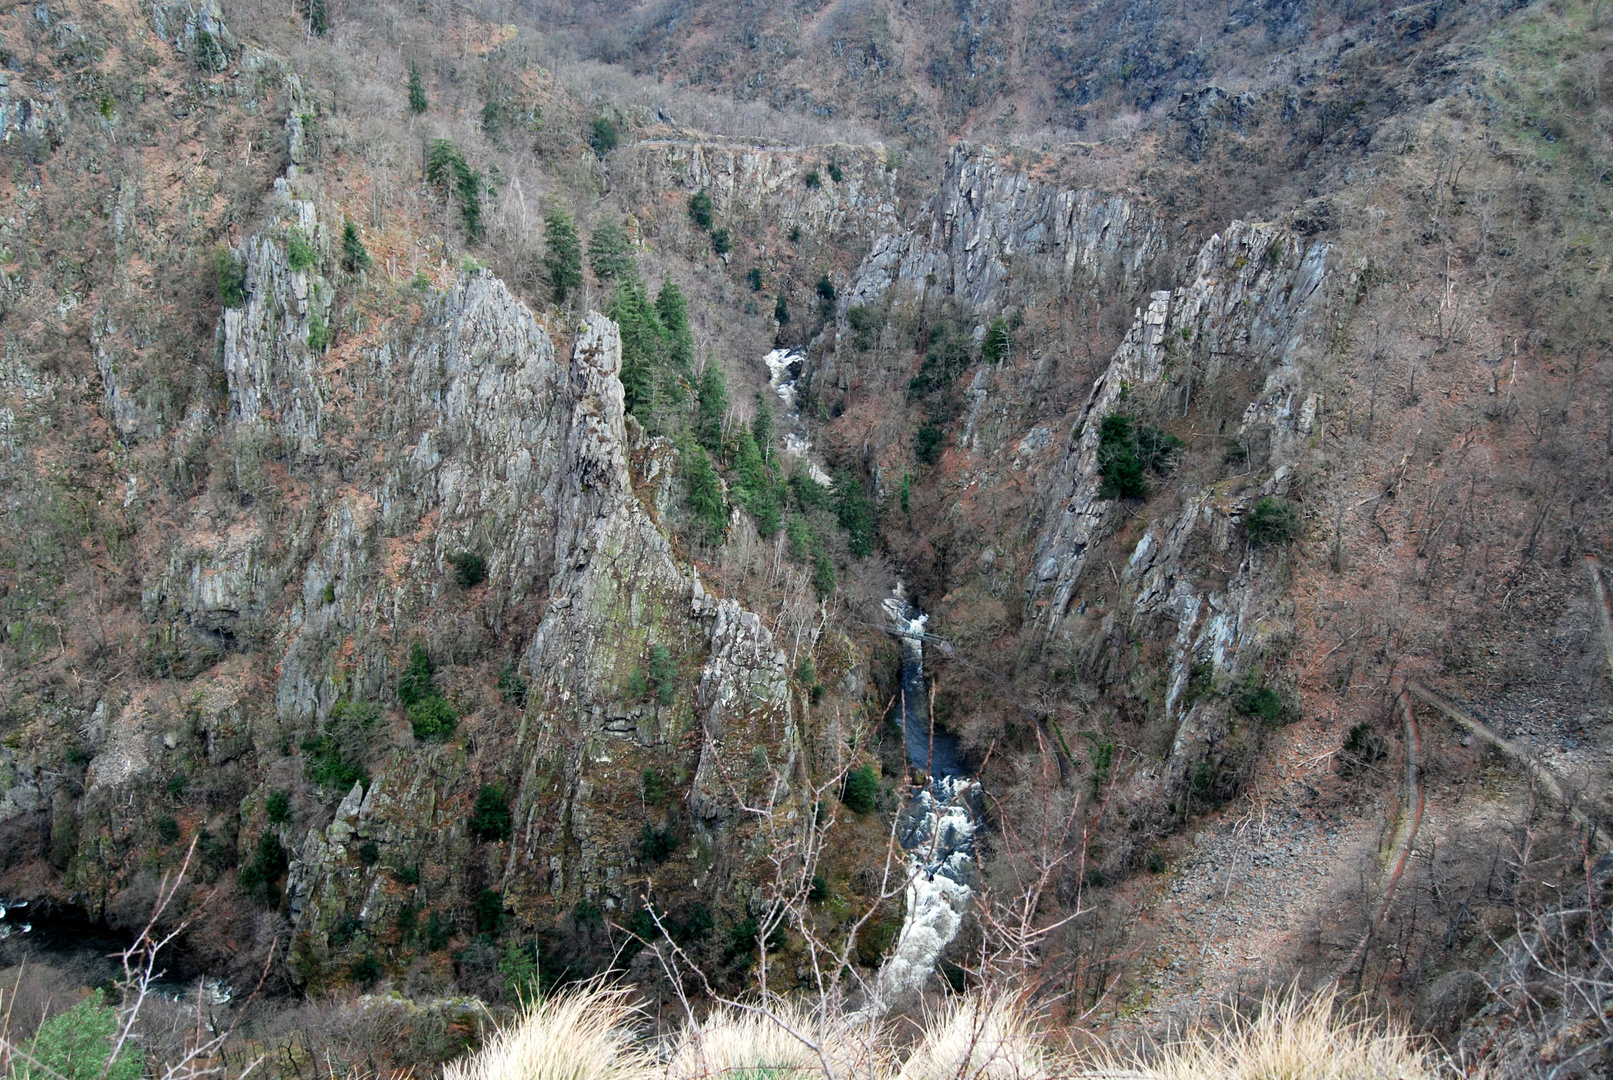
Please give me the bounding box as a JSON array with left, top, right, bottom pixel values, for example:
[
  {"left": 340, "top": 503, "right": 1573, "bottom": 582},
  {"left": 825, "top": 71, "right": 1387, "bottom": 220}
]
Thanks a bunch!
[{"left": 863, "top": 591, "right": 980, "bottom": 1013}]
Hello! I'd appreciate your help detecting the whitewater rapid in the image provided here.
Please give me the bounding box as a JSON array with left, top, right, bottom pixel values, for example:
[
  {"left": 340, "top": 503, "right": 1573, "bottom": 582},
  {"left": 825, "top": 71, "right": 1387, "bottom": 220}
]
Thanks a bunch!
[{"left": 861, "top": 589, "right": 979, "bottom": 1013}]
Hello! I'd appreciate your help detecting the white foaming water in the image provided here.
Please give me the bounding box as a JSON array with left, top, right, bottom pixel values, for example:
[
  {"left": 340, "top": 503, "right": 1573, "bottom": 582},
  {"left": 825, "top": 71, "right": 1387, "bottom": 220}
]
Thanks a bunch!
[
  {"left": 852, "top": 588, "right": 978, "bottom": 1018},
  {"left": 762, "top": 348, "right": 832, "bottom": 484}
]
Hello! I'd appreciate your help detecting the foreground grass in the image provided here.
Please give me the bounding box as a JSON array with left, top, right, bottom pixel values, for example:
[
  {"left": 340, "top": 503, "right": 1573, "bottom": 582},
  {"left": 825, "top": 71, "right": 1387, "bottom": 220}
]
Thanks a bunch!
[{"left": 447, "top": 982, "right": 1452, "bottom": 1080}]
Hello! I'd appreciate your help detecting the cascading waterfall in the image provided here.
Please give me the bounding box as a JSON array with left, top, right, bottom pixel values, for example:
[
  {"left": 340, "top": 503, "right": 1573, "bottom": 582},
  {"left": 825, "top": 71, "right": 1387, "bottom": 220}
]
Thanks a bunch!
[{"left": 861, "top": 588, "right": 980, "bottom": 1013}]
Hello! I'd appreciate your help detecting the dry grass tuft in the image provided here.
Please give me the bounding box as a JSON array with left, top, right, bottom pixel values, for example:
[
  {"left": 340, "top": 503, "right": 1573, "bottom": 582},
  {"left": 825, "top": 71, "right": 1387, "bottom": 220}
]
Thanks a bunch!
[
  {"left": 448, "top": 984, "right": 1450, "bottom": 1080},
  {"left": 441, "top": 981, "right": 652, "bottom": 1080},
  {"left": 1110, "top": 987, "right": 1447, "bottom": 1080},
  {"left": 897, "top": 993, "right": 1059, "bottom": 1080}
]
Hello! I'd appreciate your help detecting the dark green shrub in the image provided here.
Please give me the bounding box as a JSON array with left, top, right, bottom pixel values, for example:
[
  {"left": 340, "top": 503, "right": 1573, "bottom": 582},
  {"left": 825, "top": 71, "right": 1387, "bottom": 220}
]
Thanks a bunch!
[
  {"left": 168, "top": 773, "right": 188, "bottom": 799},
  {"left": 588, "top": 116, "right": 619, "bottom": 156},
  {"left": 497, "top": 662, "right": 527, "bottom": 707},
  {"left": 647, "top": 645, "right": 676, "bottom": 704},
  {"left": 788, "top": 225, "right": 801, "bottom": 243},
  {"left": 198, "top": 829, "right": 235, "bottom": 880},
  {"left": 238, "top": 831, "right": 289, "bottom": 903},
  {"left": 841, "top": 764, "right": 878, "bottom": 814},
  {"left": 1083, "top": 867, "right": 1106, "bottom": 889},
  {"left": 542, "top": 204, "right": 583, "bottom": 304},
  {"left": 358, "top": 840, "right": 379, "bottom": 865},
  {"left": 982, "top": 318, "right": 1011, "bottom": 363},
  {"left": 1235, "top": 678, "right": 1292, "bottom": 726},
  {"left": 1146, "top": 847, "right": 1167, "bottom": 874},
  {"left": 1245, "top": 497, "right": 1300, "bottom": 547},
  {"left": 916, "top": 420, "right": 945, "bottom": 465},
  {"left": 407, "top": 61, "right": 428, "bottom": 114},
  {"left": 351, "top": 955, "right": 381, "bottom": 987},
  {"left": 217, "top": 247, "right": 247, "bottom": 307},
  {"left": 827, "top": 160, "right": 843, "bottom": 183},
  {"left": 688, "top": 189, "right": 713, "bottom": 231},
  {"left": 266, "top": 789, "right": 292, "bottom": 824},
  {"left": 305, "top": 312, "right": 330, "bottom": 352},
  {"left": 476, "top": 889, "right": 504, "bottom": 934},
  {"left": 812, "top": 544, "right": 836, "bottom": 598},
  {"left": 803, "top": 169, "right": 822, "bottom": 189},
  {"left": 1097, "top": 414, "right": 1181, "bottom": 499},
  {"left": 396, "top": 903, "right": 418, "bottom": 937},
  {"left": 642, "top": 768, "right": 668, "bottom": 805},
  {"left": 680, "top": 903, "right": 713, "bottom": 941},
  {"left": 481, "top": 99, "right": 504, "bottom": 136},
  {"left": 399, "top": 644, "right": 457, "bottom": 741},
  {"left": 286, "top": 227, "right": 317, "bottom": 272},
  {"left": 393, "top": 863, "right": 420, "bottom": 885},
  {"left": 156, "top": 816, "right": 180, "bottom": 844},
  {"left": 746, "top": 267, "right": 763, "bottom": 291},
  {"left": 808, "top": 874, "right": 829, "bottom": 903},
  {"left": 775, "top": 294, "right": 790, "bottom": 325},
  {"left": 302, "top": 733, "right": 367, "bottom": 790},
  {"left": 847, "top": 304, "right": 884, "bottom": 349},
  {"left": 340, "top": 220, "right": 371, "bottom": 273},
  {"left": 301, "top": 0, "right": 328, "bottom": 35},
  {"left": 194, "top": 29, "right": 227, "bottom": 71},
  {"left": 640, "top": 824, "right": 678, "bottom": 863},
  {"left": 448, "top": 550, "right": 487, "bottom": 588},
  {"left": 816, "top": 274, "right": 836, "bottom": 317},
  {"left": 711, "top": 228, "right": 731, "bottom": 257},
  {"left": 425, "top": 910, "right": 450, "bottom": 950},
  {"left": 572, "top": 898, "right": 603, "bottom": 929},
  {"left": 1339, "top": 722, "right": 1387, "bottom": 776},
  {"left": 471, "top": 784, "right": 513, "bottom": 842}
]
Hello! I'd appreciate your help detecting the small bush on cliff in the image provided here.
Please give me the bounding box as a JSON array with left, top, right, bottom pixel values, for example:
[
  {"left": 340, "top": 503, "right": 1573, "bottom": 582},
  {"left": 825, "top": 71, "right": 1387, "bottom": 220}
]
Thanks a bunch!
[
  {"left": 1235, "top": 677, "right": 1293, "bottom": 727},
  {"left": 1097, "top": 414, "right": 1181, "bottom": 499},
  {"left": 448, "top": 550, "right": 487, "bottom": 587},
  {"left": 640, "top": 824, "right": 678, "bottom": 863},
  {"left": 216, "top": 247, "right": 246, "bottom": 306},
  {"left": 399, "top": 644, "right": 458, "bottom": 741},
  {"left": 647, "top": 645, "right": 676, "bottom": 705},
  {"left": 266, "top": 788, "right": 291, "bottom": 823},
  {"left": 588, "top": 116, "right": 619, "bottom": 157},
  {"left": 688, "top": 189, "right": 713, "bottom": 231},
  {"left": 238, "top": 831, "right": 289, "bottom": 903},
  {"left": 832, "top": 469, "right": 876, "bottom": 558},
  {"left": 642, "top": 768, "right": 668, "bottom": 805},
  {"left": 1245, "top": 496, "right": 1300, "bottom": 547},
  {"left": 471, "top": 783, "right": 513, "bottom": 842},
  {"left": 497, "top": 662, "right": 528, "bottom": 707},
  {"left": 711, "top": 228, "right": 731, "bottom": 257},
  {"left": 774, "top": 294, "right": 790, "bottom": 325},
  {"left": 286, "top": 227, "right": 318, "bottom": 272},
  {"left": 840, "top": 764, "right": 878, "bottom": 814},
  {"left": 982, "top": 317, "right": 1012, "bottom": 363}
]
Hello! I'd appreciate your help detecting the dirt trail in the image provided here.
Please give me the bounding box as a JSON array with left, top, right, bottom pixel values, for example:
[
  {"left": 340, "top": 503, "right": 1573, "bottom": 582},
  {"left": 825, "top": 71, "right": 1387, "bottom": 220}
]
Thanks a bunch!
[
  {"left": 1334, "top": 685, "right": 1423, "bottom": 982},
  {"left": 1409, "top": 682, "right": 1609, "bottom": 854}
]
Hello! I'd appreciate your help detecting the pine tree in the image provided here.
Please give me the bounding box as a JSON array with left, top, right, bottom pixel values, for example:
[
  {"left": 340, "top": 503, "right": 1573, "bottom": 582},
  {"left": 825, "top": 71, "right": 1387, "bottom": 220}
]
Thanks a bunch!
[
  {"left": 587, "top": 216, "right": 634, "bottom": 283},
  {"left": 340, "top": 220, "right": 372, "bottom": 274},
  {"left": 542, "top": 204, "right": 583, "bottom": 304},
  {"left": 681, "top": 440, "right": 728, "bottom": 545},
  {"left": 609, "top": 277, "right": 666, "bottom": 418},
  {"left": 407, "top": 62, "right": 428, "bottom": 115},
  {"left": 655, "top": 281, "right": 694, "bottom": 372},
  {"left": 696, "top": 364, "right": 728, "bottom": 454}
]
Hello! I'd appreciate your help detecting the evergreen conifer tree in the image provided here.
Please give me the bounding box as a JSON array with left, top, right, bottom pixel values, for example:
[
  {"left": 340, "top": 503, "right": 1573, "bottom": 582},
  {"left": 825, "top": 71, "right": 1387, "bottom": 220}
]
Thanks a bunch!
[
  {"left": 407, "top": 62, "right": 428, "bottom": 115},
  {"left": 587, "top": 216, "right": 634, "bottom": 282},
  {"left": 340, "top": 220, "right": 372, "bottom": 274},
  {"left": 542, "top": 204, "right": 583, "bottom": 304}
]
